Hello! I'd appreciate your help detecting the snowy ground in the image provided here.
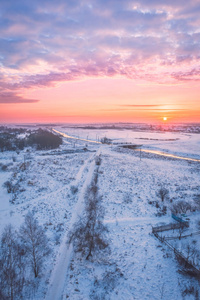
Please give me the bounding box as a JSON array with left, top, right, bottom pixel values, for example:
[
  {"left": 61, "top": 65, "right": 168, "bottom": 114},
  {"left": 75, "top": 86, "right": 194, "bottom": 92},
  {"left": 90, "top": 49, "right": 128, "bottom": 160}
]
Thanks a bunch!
[{"left": 0, "top": 126, "right": 200, "bottom": 299}]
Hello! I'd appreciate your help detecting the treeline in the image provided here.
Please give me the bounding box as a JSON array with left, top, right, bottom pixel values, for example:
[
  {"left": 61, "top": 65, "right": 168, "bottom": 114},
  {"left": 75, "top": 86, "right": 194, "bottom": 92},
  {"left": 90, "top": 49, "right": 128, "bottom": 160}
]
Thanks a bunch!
[
  {"left": 0, "top": 213, "right": 51, "bottom": 300},
  {"left": 0, "top": 127, "right": 27, "bottom": 151},
  {"left": 0, "top": 127, "right": 62, "bottom": 151},
  {"left": 27, "top": 129, "right": 62, "bottom": 150},
  {"left": 68, "top": 155, "right": 109, "bottom": 260},
  {"left": 0, "top": 126, "right": 27, "bottom": 134}
]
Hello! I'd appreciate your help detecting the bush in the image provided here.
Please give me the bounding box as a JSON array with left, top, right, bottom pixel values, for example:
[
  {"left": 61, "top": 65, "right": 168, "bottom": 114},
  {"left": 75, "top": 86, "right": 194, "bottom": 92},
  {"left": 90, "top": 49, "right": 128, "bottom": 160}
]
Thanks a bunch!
[
  {"left": 3, "top": 180, "right": 13, "bottom": 193},
  {"left": 156, "top": 205, "right": 167, "bottom": 216},
  {"left": 100, "top": 137, "right": 112, "bottom": 144},
  {"left": 70, "top": 185, "right": 78, "bottom": 194},
  {"left": 156, "top": 187, "right": 169, "bottom": 202},
  {"left": 0, "top": 127, "right": 27, "bottom": 151},
  {"left": 155, "top": 201, "right": 160, "bottom": 208},
  {"left": 123, "top": 193, "right": 132, "bottom": 204},
  {"left": 0, "top": 163, "right": 8, "bottom": 171},
  {"left": 90, "top": 266, "right": 123, "bottom": 299},
  {"left": 0, "top": 136, "right": 13, "bottom": 151},
  {"left": 171, "top": 200, "right": 191, "bottom": 214},
  {"left": 95, "top": 155, "right": 101, "bottom": 166},
  {"left": 182, "top": 285, "right": 199, "bottom": 298},
  {"left": 27, "top": 129, "right": 62, "bottom": 150}
]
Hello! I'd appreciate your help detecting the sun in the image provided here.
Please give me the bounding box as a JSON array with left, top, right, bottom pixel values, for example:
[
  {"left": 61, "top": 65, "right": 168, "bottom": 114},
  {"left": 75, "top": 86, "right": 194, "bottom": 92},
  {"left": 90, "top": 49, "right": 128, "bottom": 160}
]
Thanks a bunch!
[{"left": 163, "top": 117, "right": 167, "bottom": 121}]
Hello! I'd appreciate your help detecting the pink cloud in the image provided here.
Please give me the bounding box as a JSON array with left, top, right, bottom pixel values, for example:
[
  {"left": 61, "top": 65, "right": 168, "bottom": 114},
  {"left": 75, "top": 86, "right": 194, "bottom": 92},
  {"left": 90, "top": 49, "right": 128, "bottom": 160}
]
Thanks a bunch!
[
  {"left": 0, "top": 92, "right": 39, "bottom": 103},
  {"left": 0, "top": 0, "right": 200, "bottom": 102}
]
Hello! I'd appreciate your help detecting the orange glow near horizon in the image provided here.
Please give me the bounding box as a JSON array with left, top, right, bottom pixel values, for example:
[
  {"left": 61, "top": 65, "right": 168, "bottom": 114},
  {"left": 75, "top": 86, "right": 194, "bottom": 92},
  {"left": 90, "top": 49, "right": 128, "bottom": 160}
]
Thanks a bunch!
[{"left": 0, "top": 78, "right": 200, "bottom": 124}]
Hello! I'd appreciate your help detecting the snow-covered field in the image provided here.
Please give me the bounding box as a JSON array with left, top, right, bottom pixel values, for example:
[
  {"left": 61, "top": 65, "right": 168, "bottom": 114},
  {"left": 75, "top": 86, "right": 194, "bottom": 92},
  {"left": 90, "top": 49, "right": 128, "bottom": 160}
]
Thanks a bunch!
[{"left": 0, "top": 125, "right": 200, "bottom": 299}]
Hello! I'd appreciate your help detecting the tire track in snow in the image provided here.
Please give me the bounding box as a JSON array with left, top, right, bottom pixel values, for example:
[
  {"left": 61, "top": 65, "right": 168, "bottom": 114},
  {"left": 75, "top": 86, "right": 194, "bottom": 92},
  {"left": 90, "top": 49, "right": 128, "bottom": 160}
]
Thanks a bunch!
[{"left": 45, "top": 147, "right": 102, "bottom": 300}]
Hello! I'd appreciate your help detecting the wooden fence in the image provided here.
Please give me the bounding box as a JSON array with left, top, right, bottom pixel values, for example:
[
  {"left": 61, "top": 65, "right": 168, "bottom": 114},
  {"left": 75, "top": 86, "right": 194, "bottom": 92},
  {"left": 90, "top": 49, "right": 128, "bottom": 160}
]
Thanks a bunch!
[
  {"left": 164, "top": 230, "right": 200, "bottom": 241},
  {"left": 152, "top": 222, "right": 188, "bottom": 234},
  {"left": 153, "top": 231, "right": 200, "bottom": 276}
]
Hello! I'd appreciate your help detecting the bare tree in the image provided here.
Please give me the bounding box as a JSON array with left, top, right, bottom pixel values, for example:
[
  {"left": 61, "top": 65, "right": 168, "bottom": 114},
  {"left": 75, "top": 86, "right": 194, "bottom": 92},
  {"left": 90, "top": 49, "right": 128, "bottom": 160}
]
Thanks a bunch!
[
  {"left": 0, "top": 225, "right": 26, "bottom": 300},
  {"left": 185, "top": 243, "right": 197, "bottom": 264},
  {"left": 185, "top": 243, "right": 200, "bottom": 266},
  {"left": 3, "top": 180, "right": 12, "bottom": 193},
  {"left": 19, "top": 212, "right": 51, "bottom": 278},
  {"left": 68, "top": 180, "right": 109, "bottom": 260},
  {"left": 171, "top": 200, "right": 191, "bottom": 215},
  {"left": 156, "top": 187, "right": 169, "bottom": 202}
]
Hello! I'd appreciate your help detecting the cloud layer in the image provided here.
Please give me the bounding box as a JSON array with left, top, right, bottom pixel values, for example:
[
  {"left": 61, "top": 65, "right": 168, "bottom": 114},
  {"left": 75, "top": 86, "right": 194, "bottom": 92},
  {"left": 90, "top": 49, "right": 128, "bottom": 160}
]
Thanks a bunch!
[{"left": 0, "top": 0, "right": 200, "bottom": 103}]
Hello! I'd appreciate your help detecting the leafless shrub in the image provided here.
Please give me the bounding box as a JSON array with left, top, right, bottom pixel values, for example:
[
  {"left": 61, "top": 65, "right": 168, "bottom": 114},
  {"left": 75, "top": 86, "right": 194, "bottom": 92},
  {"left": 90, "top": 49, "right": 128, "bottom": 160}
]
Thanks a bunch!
[
  {"left": 100, "top": 137, "right": 111, "bottom": 144},
  {"left": 54, "top": 233, "right": 61, "bottom": 245},
  {"left": 171, "top": 200, "right": 191, "bottom": 214},
  {"left": 28, "top": 180, "right": 34, "bottom": 186},
  {"left": 92, "top": 171, "right": 99, "bottom": 186},
  {"left": 0, "top": 163, "right": 8, "bottom": 171},
  {"left": 182, "top": 284, "right": 199, "bottom": 299},
  {"left": 194, "top": 195, "right": 200, "bottom": 211},
  {"left": 95, "top": 155, "right": 101, "bottom": 166},
  {"left": 3, "top": 180, "right": 13, "bottom": 193},
  {"left": 70, "top": 185, "right": 78, "bottom": 194},
  {"left": 90, "top": 266, "right": 123, "bottom": 299},
  {"left": 176, "top": 253, "right": 186, "bottom": 267},
  {"left": 3, "top": 180, "right": 20, "bottom": 203},
  {"left": 176, "top": 242, "right": 200, "bottom": 280},
  {"left": 185, "top": 243, "right": 200, "bottom": 267},
  {"left": 196, "top": 219, "right": 200, "bottom": 230},
  {"left": 155, "top": 201, "right": 160, "bottom": 208},
  {"left": 178, "top": 224, "right": 186, "bottom": 240},
  {"left": 156, "top": 187, "right": 169, "bottom": 202},
  {"left": 123, "top": 193, "right": 132, "bottom": 204},
  {"left": 156, "top": 205, "right": 167, "bottom": 217}
]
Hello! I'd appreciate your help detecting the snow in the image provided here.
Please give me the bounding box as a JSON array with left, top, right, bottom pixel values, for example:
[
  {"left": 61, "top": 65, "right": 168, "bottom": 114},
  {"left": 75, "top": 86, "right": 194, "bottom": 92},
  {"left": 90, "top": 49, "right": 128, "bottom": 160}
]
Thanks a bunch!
[
  {"left": 0, "top": 172, "right": 10, "bottom": 212},
  {"left": 0, "top": 125, "right": 200, "bottom": 299},
  {"left": 46, "top": 149, "right": 102, "bottom": 300}
]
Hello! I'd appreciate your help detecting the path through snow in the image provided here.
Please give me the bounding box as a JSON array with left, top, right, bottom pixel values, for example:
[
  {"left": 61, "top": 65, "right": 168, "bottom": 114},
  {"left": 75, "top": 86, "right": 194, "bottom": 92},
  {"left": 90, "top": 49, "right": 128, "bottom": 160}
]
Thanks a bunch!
[{"left": 45, "top": 147, "right": 102, "bottom": 300}]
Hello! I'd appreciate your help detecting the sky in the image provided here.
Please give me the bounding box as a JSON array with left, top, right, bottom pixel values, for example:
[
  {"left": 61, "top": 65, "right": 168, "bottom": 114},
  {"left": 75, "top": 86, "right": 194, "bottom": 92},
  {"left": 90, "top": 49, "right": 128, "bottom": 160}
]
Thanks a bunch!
[{"left": 0, "top": 0, "right": 200, "bottom": 124}]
